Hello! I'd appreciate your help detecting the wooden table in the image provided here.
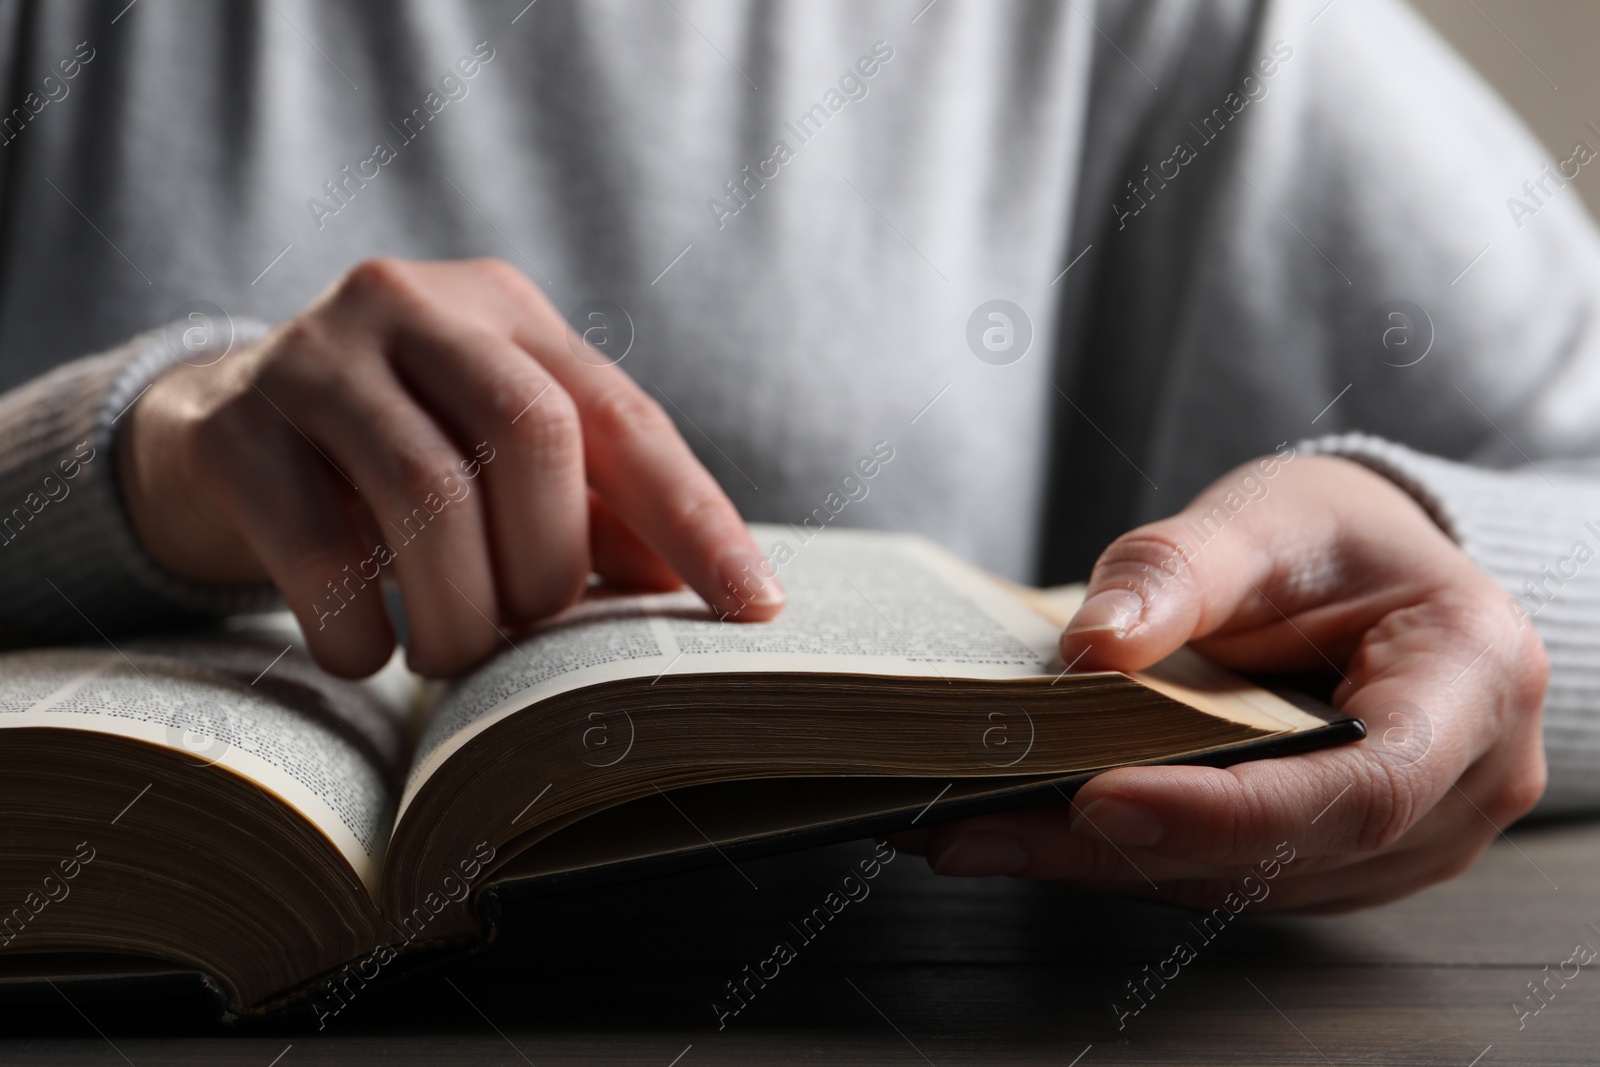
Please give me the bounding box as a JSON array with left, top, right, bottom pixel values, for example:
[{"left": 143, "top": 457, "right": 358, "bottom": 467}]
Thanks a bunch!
[{"left": 5, "top": 818, "right": 1599, "bottom": 1064}]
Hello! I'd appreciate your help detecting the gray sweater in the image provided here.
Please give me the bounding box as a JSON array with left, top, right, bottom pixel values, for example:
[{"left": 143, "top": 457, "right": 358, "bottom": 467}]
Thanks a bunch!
[{"left": 4, "top": 0, "right": 1600, "bottom": 810}]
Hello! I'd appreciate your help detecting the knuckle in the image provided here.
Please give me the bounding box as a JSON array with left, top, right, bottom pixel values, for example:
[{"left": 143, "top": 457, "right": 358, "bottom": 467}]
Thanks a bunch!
[
  {"left": 661, "top": 488, "right": 737, "bottom": 544},
  {"left": 386, "top": 443, "right": 461, "bottom": 504},
  {"left": 273, "top": 329, "right": 359, "bottom": 392},
  {"left": 469, "top": 256, "right": 528, "bottom": 292},
  {"left": 1510, "top": 621, "right": 1552, "bottom": 702},
  {"left": 1487, "top": 756, "right": 1548, "bottom": 827},
  {"left": 507, "top": 382, "right": 583, "bottom": 469},
  {"left": 339, "top": 257, "right": 422, "bottom": 307},
  {"left": 1458, "top": 586, "right": 1543, "bottom": 674},
  {"left": 586, "top": 384, "right": 673, "bottom": 445},
  {"left": 1449, "top": 586, "right": 1550, "bottom": 725},
  {"left": 1446, "top": 601, "right": 1499, "bottom": 654},
  {"left": 285, "top": 545, "right": 359, "bottom": 588},
  {"left": 269, "top": 317, "right": 319, "bottom": 359},
  {"left": 1489, "top": 621, "right": 1551, "bottom": 749}
]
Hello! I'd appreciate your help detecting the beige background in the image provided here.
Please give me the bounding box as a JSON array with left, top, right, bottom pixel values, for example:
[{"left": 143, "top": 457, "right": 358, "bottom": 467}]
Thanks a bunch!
[{"left": 1411, "top": 0, "right": 1600, "bottom": 219}]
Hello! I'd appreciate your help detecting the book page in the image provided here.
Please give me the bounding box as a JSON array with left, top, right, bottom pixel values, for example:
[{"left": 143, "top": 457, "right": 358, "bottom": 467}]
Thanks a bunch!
[
  {"left": 399, "top": 526, "right": 1072, "bottom": 814},
  {"left": 0, "top": 614, "right": 413, "bottom": 893}
]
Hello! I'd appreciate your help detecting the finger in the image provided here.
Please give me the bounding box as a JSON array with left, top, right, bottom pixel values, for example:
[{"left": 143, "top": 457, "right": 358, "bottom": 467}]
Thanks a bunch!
[
  {"left": 387, "top": 322, "right": 590, "bottom": 622},
  {"left": 471, "top": 269, "right": 783, "bottom": 620},
  {"left": 1243, "top": 751, "right": 1542, "bottom": 913},
  {"left": 914, "top": 794, "right": 1372, "bottom": 884},
  {"left": 1062, "top": 671, "right": 1496, "bottom": 867},
  {"left": 269, "top": 356, "right": 502, "bottom": 676},
  {"left": 193, "top": 411, "right": 395, "bottom": 678},
  {"left": 1281, "top": 848, "right": 1493, "bottom": 914},
  {"left": 561, "top": 363, "right": 782, "bottom": 620},
  {"left": 1058, "top": 521, "right": 1316, "bottom": 675},
  {"left": 1064, "top": 747, "right": 1445, "bottom": 869},
  {"left": 914, "top": 765, "right": 1502, "bottom": 894},
  {"left": 1085, "top": 586, "right": 1543, "bottom": 869},
  {"left": 1248, "top": 833, "right": 1494, "bottom": 913},
  {"left": 899, "top": 678, "right": 1538, "bottom": 889},
  {"left": 1091, "top": 845, "right": 1481, "bottom": 916},
  {"left": 589, "top": 491, "right": 682, "bottom": 592},
  {"left": 917, "top": 803, "right": 1240, "bottom": 883},
  {"left": 1057, "top": 455, "right": 1441, "bottom": 673},
  {"left": 914, "top": 795, "right": 1417, "bottom": 885},
  {"left": 925, "top": 681, "right": 1467, "bottom": 875},
  {"left": 929, "top": 578, "right": 1544, "bottom": 884},
  {"left": 1132, "top": 827, "right": 1495, "bottom": 915}
]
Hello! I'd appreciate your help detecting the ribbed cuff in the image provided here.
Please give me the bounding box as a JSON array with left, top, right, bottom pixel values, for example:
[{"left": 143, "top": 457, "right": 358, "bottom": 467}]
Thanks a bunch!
[
  {"left": 0, "top": 321, "right": 279, "bottom": 641},
  {"left": 1304, "top": 432, "right": 1600, "bottom": 815}
]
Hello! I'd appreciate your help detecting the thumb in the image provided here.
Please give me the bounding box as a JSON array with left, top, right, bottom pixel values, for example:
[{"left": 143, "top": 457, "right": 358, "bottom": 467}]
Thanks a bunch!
[{"left": 1059, "top": 508, "right": 1293, "bottom": 674}]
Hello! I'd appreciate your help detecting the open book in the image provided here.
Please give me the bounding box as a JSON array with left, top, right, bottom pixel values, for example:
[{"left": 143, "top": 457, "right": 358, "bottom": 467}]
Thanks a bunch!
[{"left": 0, "top": 526, "right": 1359, "bottom": 1021}]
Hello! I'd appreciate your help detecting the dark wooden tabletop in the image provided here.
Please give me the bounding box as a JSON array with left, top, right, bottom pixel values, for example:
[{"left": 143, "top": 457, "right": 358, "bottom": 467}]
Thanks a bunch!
[{"left": 6, "top": 817, "right": 1600, "bottom": 1065}]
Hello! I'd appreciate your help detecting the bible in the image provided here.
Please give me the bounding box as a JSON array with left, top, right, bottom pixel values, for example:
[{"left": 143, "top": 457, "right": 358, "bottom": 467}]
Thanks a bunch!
[{"left": 0, "top": 525, "right": 1360, "bottom": 1021}]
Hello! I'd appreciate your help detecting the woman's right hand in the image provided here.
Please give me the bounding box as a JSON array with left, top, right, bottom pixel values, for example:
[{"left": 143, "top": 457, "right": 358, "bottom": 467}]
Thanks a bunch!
[{"left": 118, "top": 257, "right": 783, "bottom": 678}]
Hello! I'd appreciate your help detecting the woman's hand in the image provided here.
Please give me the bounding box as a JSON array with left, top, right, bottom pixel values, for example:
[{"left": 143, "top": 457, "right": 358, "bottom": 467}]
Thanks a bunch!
[
  {"left": 119, "top": 258, "right": 782, "bottom": 679},
  {"left": 897, "top": 453, "right": 1549, "bottom": 913}
]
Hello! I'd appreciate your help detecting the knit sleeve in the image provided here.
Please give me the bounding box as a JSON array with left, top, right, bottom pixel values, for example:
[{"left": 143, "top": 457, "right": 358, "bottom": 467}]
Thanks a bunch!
[{"left": 0, "top": 321, "right": 278, "bottom": 643}]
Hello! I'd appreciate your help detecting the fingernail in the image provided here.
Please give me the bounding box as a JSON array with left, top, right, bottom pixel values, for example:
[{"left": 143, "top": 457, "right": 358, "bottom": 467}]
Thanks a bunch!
[
  {"left": 931, "top": 832, "right": 1028, "bottom": 877},
  {"left": 716, "top": 547, "right": 785, "bottom": 611},
  {"left": 1064, "top": 588, "right": 1143, "bottom": 637},
  {"left": 1071, "top": 798, "right": 1164, "bottom": 848}
]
